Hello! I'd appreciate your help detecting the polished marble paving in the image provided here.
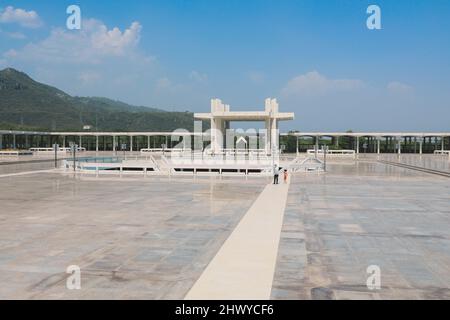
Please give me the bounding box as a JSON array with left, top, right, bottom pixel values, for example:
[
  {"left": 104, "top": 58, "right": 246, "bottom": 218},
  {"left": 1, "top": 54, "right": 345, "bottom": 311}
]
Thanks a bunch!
[
  {"left": 0, "top": 173, "right": 266, "bottom": 299},
  {"left": 271, "top": 161, "right": 450, "bottom": 299},
  {"left": 1, "top": 155, "right": 449, "bottom": 299}
]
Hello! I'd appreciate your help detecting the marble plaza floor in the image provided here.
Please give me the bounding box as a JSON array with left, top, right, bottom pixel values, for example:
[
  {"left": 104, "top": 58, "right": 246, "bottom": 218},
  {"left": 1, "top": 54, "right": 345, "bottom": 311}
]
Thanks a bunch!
[
  {"left": 0, "top": 156, "right": 449, "bottom": 299},
  {"left": 0, "top": 173, "right": 267, "bottom": 299},
  {"left": 272, "top": 161, "right": 450, "bottom": 299}
]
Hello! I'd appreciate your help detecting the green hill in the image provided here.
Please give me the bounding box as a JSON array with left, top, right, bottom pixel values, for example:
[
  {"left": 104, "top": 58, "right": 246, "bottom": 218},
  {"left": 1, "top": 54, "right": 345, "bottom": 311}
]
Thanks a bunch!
[{"left": 0, "top": 68, "right": 194, "bottom": 131}]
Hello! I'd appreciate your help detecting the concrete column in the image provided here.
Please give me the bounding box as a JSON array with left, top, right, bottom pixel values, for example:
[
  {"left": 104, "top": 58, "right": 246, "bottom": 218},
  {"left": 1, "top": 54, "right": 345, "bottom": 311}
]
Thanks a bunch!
[
  {"left": 226, "top": 121, "right": 231, "bottom": 152},
  {"left": 441, "top": 137, "right": 445, "bottom": 151},
  {"left": 63, "top": 136, "right": 66, "bottom": 148},
  {"left": 113, "top": 136, "right": 116, "bottom": 152},
  {"left": 147, "top": 136, "right": 150, "bottom": 149},
  {"left": 419, "top": 138, "right": 423, "bottom": 154},
  {"left": 79, "top": 136, "right": 82, "bottom": 149},
  {"left": 265, "top": 119, "right": 271, "bottom": 154},
  {"left": 296, "top": 136, "right": 299, "bottom": 155},
  {"left": 335, "top": 136, "right": 339, "bottom": 147},
  {"left": 413, "top": 137, "right": 417, "bottom": 153},
  {"left": 398, "top": 136, "right": 402, "bottom": 154},
  {"left": 377, "top": 138, "right": 380, "bottom": 154},
  {"left": 356, "top": 136, "right": 359, "bottom": 154},
  {"left": 220, "top": 120, "right": 226, "bottom": 151},
  {"left": 130, "top": 136, "right": 133, "bottom": 152},
  {"left": 211, "top": 119, "right": 216, "bottom": 153},
  {"left": 13, "top": 134, "right": 16, "bottom": 149},
  {"left": 96, "top": 136, "right": 99, "bottom": 152},
  {"left": 271, "top": 118, "right": 278, "bottom": 153},
  {"left": 210, "top": 98, "right": 229, "bottom": 154},
  {"left": 210, "top": 119, "right": 225, "bottom": 154}
]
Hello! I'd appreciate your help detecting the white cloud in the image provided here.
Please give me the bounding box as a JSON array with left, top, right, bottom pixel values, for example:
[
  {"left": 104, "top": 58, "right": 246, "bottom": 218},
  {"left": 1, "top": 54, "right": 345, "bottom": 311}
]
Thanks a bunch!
[
  {"left": 3, "top": 19, "right": 148, "bottom": 64},
  {"left": 189, "top": 70, "right": 208, "bottom": 83},
  {"left": 387, "top": 81, "right": 413, "bottom": 94},
  {"left": 282, "top": 71, "right": 365, "bottom": 96},
  {"left": 0, "top": 28, "right": 26, "bottom": 39},
  {"left": 91, "top": 21, "right": 142, "bottom": 55},
  {"left": 0, "top": 6, "right": 42, "bottom": 28}
]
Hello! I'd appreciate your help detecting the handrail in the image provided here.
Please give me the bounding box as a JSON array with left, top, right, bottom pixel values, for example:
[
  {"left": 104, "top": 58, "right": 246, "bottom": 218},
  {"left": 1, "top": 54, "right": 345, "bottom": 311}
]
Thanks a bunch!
[{"left": 306, "top": 149, "right": 355, "bottom": 155}]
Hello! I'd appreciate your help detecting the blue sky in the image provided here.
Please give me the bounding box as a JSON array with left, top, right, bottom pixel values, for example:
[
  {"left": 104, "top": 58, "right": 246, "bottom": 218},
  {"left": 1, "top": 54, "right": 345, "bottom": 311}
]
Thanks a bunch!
[{"left": 1, "top": 0, "right": 449, "bottom": 131}]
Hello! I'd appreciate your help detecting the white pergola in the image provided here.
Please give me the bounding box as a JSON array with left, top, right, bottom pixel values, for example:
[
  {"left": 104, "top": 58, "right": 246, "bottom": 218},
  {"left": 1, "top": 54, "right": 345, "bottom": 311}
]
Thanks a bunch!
[
  {"left": 282, "top": 132, "right": 450, "bottom": 154},
  {"left": 194, "top": 98, "right": 294, "bottom": 154},
  {"left": 1, "top": 130, "right": 449, "bottom": 154}
]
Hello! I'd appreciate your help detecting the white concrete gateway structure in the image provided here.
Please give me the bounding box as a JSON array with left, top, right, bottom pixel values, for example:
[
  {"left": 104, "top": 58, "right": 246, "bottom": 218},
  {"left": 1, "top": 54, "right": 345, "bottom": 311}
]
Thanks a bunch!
[{"left": 194, "top": 98, "right": 295, "bottom": 154}]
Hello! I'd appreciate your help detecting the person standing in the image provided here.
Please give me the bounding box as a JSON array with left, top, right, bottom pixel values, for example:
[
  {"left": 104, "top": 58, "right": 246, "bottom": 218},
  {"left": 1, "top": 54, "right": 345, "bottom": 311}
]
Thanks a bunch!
[
  {"left": 273, "top": 164, "right": 279, "bottom": 184},
  {"left": 283, "top": 169, "right": 288, "bottom": 183}
]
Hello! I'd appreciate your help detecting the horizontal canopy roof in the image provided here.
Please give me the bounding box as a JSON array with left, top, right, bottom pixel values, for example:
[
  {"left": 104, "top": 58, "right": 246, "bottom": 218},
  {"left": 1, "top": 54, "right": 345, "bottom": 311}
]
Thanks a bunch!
[
  {"left": 194, "top": 111, "right": 295, "bottom": 121},
  {"left": 1, "top": 130, "right": 449, "bottom": 137}
]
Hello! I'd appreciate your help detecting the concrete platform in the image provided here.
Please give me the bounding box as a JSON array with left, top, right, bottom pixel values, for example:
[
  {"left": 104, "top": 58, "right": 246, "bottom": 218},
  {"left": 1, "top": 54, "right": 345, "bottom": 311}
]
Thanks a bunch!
[{"left": 0, "top": 155, "right": 449, "bottom": 299}]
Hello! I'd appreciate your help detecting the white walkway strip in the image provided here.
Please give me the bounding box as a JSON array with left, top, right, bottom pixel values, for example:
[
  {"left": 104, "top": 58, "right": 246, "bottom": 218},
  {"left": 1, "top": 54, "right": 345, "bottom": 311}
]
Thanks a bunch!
[
  {"left": 185, "top": 180, "right": 290, "bottom": 300},
  {"left": 0, "top": 169, "right": 56, "bottom": 178}
]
